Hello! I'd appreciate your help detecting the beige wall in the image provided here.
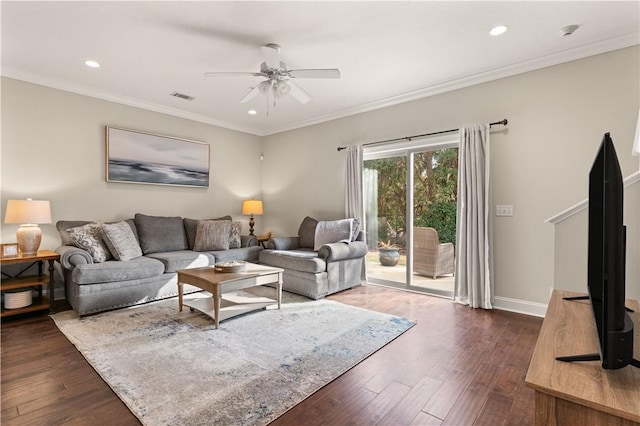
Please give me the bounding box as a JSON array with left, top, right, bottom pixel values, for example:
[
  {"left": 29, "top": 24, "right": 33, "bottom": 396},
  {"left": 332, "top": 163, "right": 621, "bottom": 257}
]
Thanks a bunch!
[
  {"left": 1, "top": 78, "right": 263, "bottom": 252},
  {"left": 553, "top": 181, "right": 639, "bottom": 300},
  {"left": 262, "top": 46, "right": 640, "bottom": 307},
  {"left": 2, "top": 46, "right": 638, "bottom": 310}
]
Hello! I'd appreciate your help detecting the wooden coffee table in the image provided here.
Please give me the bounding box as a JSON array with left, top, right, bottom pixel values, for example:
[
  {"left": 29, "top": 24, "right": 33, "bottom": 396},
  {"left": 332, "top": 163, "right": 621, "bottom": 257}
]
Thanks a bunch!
[{"left": 176, "top": 262, "right": 283, "bottom": 329}]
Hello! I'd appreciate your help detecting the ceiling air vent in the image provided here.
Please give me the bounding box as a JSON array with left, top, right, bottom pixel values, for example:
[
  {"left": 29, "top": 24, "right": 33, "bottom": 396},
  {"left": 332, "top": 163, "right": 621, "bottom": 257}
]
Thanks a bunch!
[{"left": 170, "top": 91, "right": 194, "bottom": 101}]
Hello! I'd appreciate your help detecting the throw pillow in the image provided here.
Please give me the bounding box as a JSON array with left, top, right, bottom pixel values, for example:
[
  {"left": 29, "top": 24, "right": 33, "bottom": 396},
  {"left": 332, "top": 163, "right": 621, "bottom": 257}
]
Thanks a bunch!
[
  {"left": 351, "top": 218, "right": 361, "bottom": 241},
  {"left": 229, "top": 221, "right": 242, "bottom": 249},
  {"left": 313, "top": 219, "right": 354, "bottom": 251},
  {"left": 193, "top": 220, "right": 231, "bottom": 251},
  {"left": 134, "top": 213, "right": 188, "bottom": 254},
  {"left": 67, "top": 223, "right": 113, "bottom": 263},
  {"left": 184, "top": 216, "right": 232, "bottom": 250},
  {"left": 298, "top": 216, "right": 318, "bottom": 249},
  {"left": 101, "top": 221, "right": 142, "bottom": 261},
  {"left": 56, "top": 220, "right": 91, "bottom": 246}
]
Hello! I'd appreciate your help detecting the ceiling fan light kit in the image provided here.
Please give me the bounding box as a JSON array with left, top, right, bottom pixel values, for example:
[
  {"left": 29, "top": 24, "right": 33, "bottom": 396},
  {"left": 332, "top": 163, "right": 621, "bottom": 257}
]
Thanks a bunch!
[{"left": 205, "top": 43, "right": 340, "bottom": 110}]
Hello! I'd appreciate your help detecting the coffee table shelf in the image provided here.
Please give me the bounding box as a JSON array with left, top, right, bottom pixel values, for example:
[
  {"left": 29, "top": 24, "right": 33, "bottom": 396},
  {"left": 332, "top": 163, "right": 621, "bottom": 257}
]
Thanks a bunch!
[{"left": 183, "top": 291, "right": 279, "bottom": 323}]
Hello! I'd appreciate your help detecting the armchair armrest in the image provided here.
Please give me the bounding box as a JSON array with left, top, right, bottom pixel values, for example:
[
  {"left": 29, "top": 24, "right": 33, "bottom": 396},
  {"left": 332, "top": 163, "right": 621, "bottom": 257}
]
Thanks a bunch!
[
  {"left": 241, "top": 235, "right": 259, "bottom": 247},
  {"left": 265, "top": 237, "right": 300, "bottom": 250},
  {"left": 55, "top": 245, "right": 93, "bottom": 269},
  {"left": 317, "top": 240, "right": 368, "bottom": 262}
]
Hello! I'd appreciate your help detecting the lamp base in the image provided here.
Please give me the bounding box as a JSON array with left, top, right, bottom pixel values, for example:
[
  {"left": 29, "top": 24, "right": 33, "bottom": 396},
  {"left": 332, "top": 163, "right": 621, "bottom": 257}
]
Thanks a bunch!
[
  {"left": 16, "top": 224, "right": 42, "bottom": 256},
  {"left": 248, "top": 215, "right": 255, "bottom": 236}
]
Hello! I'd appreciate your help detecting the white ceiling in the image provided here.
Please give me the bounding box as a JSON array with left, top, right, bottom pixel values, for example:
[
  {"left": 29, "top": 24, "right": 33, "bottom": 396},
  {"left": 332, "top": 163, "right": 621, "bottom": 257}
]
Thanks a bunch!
[{"left": 2, "top": 1, "right": 639, "bottom": 136}]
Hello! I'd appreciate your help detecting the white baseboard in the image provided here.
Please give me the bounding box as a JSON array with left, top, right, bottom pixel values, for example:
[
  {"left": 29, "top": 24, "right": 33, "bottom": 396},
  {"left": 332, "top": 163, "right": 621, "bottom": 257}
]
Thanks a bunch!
[{"left": 494, "top": 296, "right": 547, "bottom": 317}]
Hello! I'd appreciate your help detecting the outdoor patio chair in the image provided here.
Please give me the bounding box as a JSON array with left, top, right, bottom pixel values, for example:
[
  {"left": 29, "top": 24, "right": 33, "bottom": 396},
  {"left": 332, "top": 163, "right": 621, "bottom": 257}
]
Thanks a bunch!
[{"left": 413, "top": 227, "right": 455, "bottom": 279}]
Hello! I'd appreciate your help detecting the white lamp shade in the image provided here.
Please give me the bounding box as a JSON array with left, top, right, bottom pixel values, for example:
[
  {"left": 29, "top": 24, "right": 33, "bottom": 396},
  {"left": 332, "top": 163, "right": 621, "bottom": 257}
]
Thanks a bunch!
[
  {"left": 4, "top": 199, "right": 52, "bottom": 224},
  {"left": 242, "top": 200, "right": 263, "bottom": 215}
]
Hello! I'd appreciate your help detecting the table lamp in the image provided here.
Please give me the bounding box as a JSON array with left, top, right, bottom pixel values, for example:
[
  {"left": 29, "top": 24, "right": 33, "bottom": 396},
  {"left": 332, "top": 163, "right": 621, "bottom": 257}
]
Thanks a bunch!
[
  {"left": 4, "top": 199, "right": 52, "bottom": 256},
  {"left": 242, "top": 199, "right": 263, "bottom": 236}
]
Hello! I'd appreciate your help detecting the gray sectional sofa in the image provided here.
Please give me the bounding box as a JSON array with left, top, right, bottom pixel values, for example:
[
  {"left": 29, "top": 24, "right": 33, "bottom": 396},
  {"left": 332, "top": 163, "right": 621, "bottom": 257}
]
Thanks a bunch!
[
  {"left": 55, "top": 214, "right": 261, "bottom": 315},
  {"left": 56, "top": 213, "right": 368, "bottom": 316},
  {"left": 258, "top": 216, "right": 367, "bottom": 299}
]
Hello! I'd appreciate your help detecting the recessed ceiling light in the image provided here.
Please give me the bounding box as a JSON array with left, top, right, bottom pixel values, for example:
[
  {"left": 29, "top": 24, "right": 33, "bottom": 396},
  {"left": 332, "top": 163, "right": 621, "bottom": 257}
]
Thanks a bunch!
[
  {"left": 490, "top": 25, "right": 509, "bottom": 36},
  {"left": 248, "top": 109, "right": 257, "bottom": 115},
  {"left": 85, "top": 60, "right": 100, "bottom": 68}
]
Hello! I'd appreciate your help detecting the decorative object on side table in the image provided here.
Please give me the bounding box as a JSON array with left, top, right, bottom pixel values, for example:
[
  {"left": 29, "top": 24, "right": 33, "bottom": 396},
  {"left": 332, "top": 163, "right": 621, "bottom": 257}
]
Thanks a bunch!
[
  {"left": 242, "top": 199, "right": 263, "bottom": 236},
  {"left": 256, "top": 231, "right": 272, "bottom": 248},
  {"left": 4, "top": 289, "right": 32, "bottom": 310},
  {"left": 378, "top": 240, "right": 400, "bottom": 266},
  {"left": 4, "top": 199, "right": 52, "bottom": 255},
  {"left": 1, "top": 243, "right": 19, "bottom": 258}
]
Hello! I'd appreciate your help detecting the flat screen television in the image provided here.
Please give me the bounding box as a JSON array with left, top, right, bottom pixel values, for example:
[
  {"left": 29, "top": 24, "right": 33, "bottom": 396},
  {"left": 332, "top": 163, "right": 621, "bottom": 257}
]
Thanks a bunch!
[{"left": 557, "top": 132, "right": 638, "bottom": 370}]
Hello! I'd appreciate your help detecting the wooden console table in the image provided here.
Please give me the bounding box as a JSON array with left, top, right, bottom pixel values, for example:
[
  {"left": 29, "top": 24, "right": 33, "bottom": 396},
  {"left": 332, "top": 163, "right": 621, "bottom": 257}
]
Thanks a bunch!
[{"left": 526, "top": 290, "right": 640, "bottom": 425}]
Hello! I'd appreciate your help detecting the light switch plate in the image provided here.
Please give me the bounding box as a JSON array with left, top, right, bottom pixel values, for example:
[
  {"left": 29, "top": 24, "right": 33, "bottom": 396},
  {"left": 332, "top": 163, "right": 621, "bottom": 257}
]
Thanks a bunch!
[{"left": 496, "top": 205, "right": 513, "bottom": 216}]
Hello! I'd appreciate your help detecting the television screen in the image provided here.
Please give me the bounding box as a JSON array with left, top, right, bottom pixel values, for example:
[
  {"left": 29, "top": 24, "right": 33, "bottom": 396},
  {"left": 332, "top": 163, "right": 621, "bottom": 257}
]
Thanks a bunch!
[
  {"left": 557, "top": 133, "right": 637, "bottom": 370},
  {"left": 587, "top": 133, "right": 634, "bottom": 369}
]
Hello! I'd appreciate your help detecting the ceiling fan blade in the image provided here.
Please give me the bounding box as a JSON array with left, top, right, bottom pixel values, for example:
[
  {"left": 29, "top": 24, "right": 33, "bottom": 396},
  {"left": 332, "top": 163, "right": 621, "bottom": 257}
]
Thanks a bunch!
[
  {"left": 288, "top": 69, "right": 341, "bottom": 79},
  {"left": 240, "top": 85, "right": 261, "bottom": 103},
  {"left": 261, "top": 44, "right": 281, "bottom": 69},
  {"left": 286, "top": 80, "right": 312, "bottom": 104},
  {"left": 205, "top": 72, "right": 264, "bottom": 77}
]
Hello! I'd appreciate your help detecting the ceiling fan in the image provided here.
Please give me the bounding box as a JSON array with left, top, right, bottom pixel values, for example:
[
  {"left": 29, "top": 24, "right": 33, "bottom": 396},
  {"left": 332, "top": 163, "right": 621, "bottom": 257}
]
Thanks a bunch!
[{"left": 204, "top": 44, "right": 340, "bottom": 105}]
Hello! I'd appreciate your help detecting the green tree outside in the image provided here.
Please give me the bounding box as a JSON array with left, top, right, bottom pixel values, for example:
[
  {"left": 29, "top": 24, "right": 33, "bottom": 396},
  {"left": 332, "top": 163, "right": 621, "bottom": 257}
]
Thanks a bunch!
[{"left": 365, "top": 147, "right": 458, "bottom": 246}]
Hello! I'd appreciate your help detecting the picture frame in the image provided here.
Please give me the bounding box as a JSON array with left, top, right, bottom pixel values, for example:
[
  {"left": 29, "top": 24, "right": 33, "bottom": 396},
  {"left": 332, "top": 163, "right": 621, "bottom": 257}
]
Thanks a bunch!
[
  {"left": 105, "top": 126, "right": 210, "bottom": 187},
  {"left": 1, "top": 243, "right": 19, "bottom": 258}
]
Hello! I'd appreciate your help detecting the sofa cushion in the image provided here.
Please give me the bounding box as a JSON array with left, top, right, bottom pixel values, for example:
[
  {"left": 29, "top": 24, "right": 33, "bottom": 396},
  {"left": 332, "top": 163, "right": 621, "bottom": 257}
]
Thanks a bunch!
[
  {"left": 135, "top": 213, "right": 188, "bottom": 254},
  {"left": 259, "top": 249, "right": 326, "bottom": 274},
  {"left": 72, "top": 256, "right": 165, "bottom": 285},
  {"left": 194, "top": 220, "right": 231, "bottom": 251},
  {"left": 67, "top": 223, "right": 113, "bottom": 263},
  {"left": 57, "top": 219, "right": 139, "bottom": 246},
  {"left": 184, "top": 216, "right": 232, "bottom": 249},
  {"left": 229, "top": 221, "right": 242, "bottom": 249},
  {"left": 313, "top": 219, "right": 354, "bottom": 251},
  {"left": 145, "top": 251, "right": 213, "bottom": 273},
  {"left": 101, "top": 221, "right": 142, "bottom": 261},
  {"left": 298, "top": 216, "right": 318, "bottom": 249}
]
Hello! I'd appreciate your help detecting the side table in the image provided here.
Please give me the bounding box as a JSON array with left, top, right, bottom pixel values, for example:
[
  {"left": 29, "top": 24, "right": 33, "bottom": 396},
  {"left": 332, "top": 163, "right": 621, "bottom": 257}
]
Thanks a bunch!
[{"left": 1, "top": 249, "right": 60, "bottom": 317}]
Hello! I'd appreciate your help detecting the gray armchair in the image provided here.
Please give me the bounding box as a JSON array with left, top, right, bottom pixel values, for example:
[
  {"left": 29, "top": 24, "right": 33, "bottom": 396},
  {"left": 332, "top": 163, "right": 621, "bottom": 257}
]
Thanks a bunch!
[{"left": 258, "top": 217, "right": 367, "bottom": 299}]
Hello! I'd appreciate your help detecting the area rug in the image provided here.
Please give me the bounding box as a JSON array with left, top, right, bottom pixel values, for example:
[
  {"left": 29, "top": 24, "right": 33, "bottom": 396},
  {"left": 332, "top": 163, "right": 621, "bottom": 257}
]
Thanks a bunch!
[{"left": 51, "top": 289, "right": 415, "bottom": 425}]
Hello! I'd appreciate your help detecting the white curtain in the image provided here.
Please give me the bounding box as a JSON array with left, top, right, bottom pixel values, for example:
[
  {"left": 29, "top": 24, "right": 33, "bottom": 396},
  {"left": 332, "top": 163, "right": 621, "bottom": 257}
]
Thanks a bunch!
[
  {"left": 345, "top": 145, "right": 364, "bottom": 222},
  {"left": 345, "top": 144, "right": 367, "bottom": 283},
  {"left": 454, "top": 124, "right": 494, "bottom": 309}
]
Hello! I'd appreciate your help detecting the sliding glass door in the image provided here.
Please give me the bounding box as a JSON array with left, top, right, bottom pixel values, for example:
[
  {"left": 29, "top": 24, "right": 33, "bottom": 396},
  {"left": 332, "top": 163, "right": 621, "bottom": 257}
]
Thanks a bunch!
[
  {"left": 363, "top": 154, "right": 408, "bottom": 287},
  {"left": 364, "top": 136, "right": 458, "bottom": 297}
]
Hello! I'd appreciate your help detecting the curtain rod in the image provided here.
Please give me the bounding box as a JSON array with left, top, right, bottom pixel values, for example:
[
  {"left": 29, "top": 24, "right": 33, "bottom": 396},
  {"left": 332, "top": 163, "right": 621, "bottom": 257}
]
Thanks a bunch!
[{"left": 336, "top": 119, "right": 508, "bottom": 151}]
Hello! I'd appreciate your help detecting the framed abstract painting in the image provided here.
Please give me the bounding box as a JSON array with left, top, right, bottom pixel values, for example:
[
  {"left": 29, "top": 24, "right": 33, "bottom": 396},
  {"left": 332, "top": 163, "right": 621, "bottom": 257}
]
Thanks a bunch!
[{"left": 105, "top": 126, "right": 210, "bottom": 187}]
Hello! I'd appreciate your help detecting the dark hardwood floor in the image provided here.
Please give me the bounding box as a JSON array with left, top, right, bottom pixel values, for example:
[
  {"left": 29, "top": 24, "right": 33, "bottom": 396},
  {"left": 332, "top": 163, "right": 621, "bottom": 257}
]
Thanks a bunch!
[{"left": 1, "top": 285, "right": 542, "bottom": 425}]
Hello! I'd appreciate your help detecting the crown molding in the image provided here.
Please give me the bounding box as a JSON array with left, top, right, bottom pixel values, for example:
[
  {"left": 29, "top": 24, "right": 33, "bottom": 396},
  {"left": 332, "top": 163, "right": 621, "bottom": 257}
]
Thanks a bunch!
[
  {"left": 263, "top": 33, "right": 640, "bottom": 136},
  {"left": 2, "top": 32, "right": 638, "bottom": 138},
  {"left": 0, "top": 67, "right": 263, "bottom": 136}
]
